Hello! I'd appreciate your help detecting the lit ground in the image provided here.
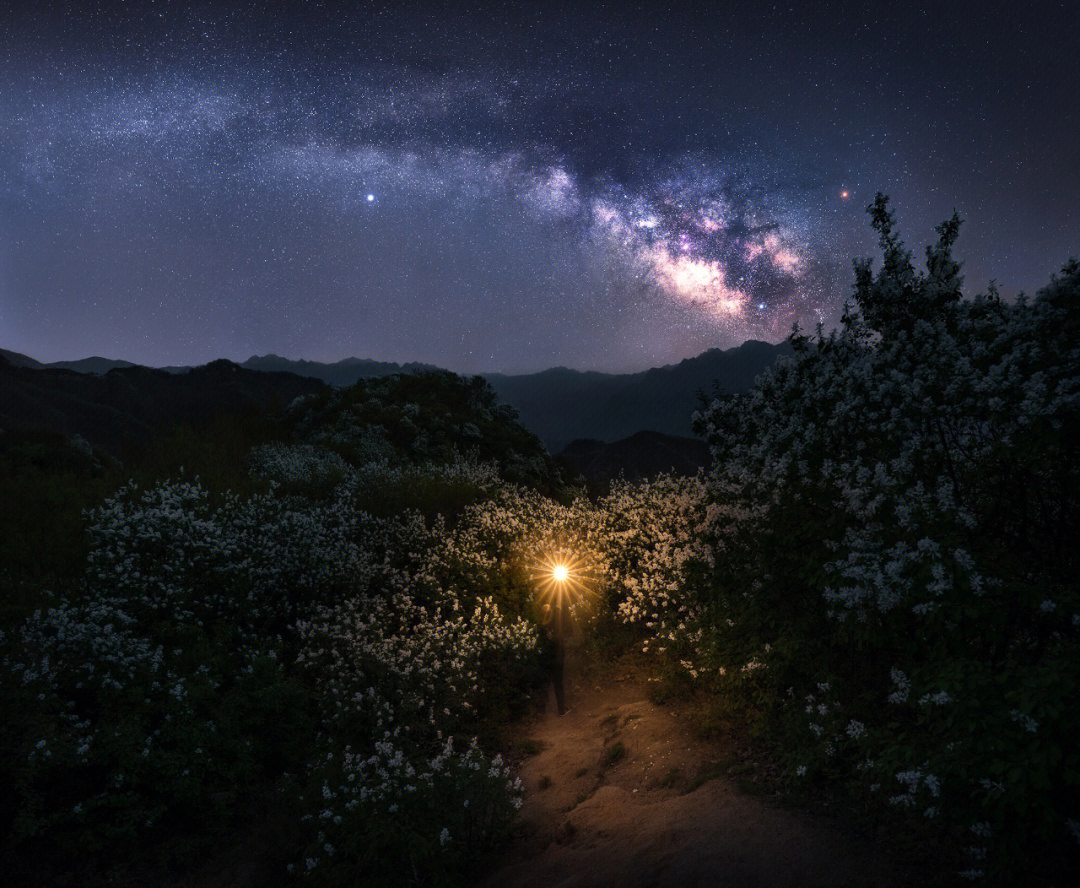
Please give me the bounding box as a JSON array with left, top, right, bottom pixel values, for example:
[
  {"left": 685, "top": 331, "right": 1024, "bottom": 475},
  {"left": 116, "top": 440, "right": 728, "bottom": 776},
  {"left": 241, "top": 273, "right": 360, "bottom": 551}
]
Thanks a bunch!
[{"left": 484, "top": 649, "right": 902, "bottom": 888}]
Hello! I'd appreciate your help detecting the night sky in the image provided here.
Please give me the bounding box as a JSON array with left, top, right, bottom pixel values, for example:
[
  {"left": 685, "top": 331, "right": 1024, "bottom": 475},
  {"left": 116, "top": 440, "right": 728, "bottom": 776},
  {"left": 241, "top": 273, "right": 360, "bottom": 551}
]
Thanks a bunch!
[{"left": 2, "top": 1, "right": 1077, "bottom": 373}]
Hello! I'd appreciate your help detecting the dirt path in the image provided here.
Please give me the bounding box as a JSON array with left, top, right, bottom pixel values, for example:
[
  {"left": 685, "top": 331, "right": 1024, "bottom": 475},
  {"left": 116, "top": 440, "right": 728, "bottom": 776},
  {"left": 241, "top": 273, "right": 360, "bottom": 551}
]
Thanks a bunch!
[{"left": 483, "top": 650, "right": 900, "bottom": 888}]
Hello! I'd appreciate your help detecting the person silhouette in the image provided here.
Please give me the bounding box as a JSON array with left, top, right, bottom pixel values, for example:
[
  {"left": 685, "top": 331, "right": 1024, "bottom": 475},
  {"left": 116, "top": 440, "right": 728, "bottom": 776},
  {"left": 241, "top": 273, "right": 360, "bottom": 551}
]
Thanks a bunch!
[{"left": 539, "top": 599, "right": 569, "bottom": 715}]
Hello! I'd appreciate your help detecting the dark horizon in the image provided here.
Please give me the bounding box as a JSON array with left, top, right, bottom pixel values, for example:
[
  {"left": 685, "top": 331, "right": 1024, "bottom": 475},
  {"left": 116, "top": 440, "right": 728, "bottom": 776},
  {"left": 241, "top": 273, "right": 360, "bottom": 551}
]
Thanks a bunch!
[{"left": 3, "top": 335, "right": 786, "bottom": 378}]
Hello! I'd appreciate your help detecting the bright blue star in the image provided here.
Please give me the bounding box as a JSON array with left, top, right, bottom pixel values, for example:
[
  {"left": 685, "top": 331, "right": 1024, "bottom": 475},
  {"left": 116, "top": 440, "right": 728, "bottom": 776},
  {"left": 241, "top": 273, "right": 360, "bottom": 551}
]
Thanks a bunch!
[{"left": 366, "top": 193, "right": 375, "bottom": 202}]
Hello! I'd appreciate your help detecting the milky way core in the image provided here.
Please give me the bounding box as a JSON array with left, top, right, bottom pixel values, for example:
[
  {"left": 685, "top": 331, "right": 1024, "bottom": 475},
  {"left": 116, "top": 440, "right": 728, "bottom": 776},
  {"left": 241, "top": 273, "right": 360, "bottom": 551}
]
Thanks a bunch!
[{"left": 1, "top": 2, "right": 1076, "bottom": 372}]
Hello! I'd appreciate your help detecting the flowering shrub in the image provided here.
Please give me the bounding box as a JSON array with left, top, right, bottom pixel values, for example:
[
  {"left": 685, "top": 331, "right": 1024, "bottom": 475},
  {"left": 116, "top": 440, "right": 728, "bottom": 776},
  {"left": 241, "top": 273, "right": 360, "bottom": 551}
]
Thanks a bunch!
[
  {"left": 1, "top": 580, "right": 309, "bottom": 878},
  {"left": 693, "top": 197, "right": 1080, "bottom": 880},
  {"left": 295, "top": 736, "right": 522, "bottom": 885},
  {"left": 297, "top": 591, "right": 539, "bottom": 741},
  {"left": 249, "top": 443, "right": 352, "bottom": 490},
  {"left": 1, "top": 380, "right": 556, "bottom": 885},
  {"left": 424, "top": 471, "right": 720, "bottom": 678},
  {"left": 593, "top": 473, "right": 712, "bottom": 671},
  {"left": 0, "top": 477, "right": 364, "bottom": 876},
  {"left": 85, "top": 478, "right": 368, "bottom": 633}
]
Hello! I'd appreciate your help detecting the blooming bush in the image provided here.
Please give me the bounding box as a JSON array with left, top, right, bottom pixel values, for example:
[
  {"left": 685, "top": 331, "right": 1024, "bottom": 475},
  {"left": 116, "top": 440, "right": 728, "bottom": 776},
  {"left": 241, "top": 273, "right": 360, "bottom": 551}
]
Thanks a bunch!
[
  {"left": 295, "top": 736, "right": 522, "bottom": 885},
  {"left": 1, "top": 376, "right": 559, "bottom": 885},
  {"left": 249, "top": 443, "right": 352, "bottom": 491},
  {"left": 1, "top": 572, "right": 309, "bottom": 879},
  {"left": 593, "top": 473, "right": 712, "bottom": 670},
  {"left": 693, "top": 197, "right": 1080, "bottom": 880},
  {"left": 297, "top": 591, "right": 539, "bottom": 742},
  {"left": 0, "top": 477, "right": 363, "bottom": 876}
]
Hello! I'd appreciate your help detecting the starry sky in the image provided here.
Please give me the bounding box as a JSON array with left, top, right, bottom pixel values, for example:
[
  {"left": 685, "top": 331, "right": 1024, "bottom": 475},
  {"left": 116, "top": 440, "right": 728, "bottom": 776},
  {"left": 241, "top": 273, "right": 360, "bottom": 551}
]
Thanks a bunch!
[{"left": 1, "top": 1, "right": 1077, "bottom": 373}]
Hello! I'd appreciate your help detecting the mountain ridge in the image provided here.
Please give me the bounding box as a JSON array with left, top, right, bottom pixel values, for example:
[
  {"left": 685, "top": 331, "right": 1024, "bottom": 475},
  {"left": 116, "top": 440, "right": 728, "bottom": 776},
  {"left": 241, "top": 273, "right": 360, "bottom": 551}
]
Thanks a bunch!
[
  {"left": 2, "top": 340, "right": 791, "bottom": 447},
  {"left": 483, "top": 339, "right": 792, "bottom": 446},
  {"left": 0, "top": 354, "right": 326, "bottom": 461}
]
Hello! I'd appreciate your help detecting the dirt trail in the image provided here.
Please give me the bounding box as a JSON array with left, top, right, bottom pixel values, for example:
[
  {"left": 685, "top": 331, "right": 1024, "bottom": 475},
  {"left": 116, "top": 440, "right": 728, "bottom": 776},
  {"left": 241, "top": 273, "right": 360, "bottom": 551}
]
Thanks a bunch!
[{"left": 484, "top": 650, "right": 899, "bottom": 888}]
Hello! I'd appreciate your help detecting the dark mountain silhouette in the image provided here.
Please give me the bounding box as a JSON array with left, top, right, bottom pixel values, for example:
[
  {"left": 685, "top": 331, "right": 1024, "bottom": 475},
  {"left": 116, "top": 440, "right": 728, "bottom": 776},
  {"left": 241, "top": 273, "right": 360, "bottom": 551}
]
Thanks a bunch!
[
  {"left": 48, "top": 356, "right": 142, "bottom": 374},
  {"left": 0, "top": 354, "right": 325, "bottom": 461},
  {"left": 1, "top": 340, "right": 790, "bottom": 449},
  {"left": 0, "top": 349, "right": 183, "bottom": 375},
  {"left": 483, "top": 340, "right": 792, "bottom": 448},
  {"left": 557, "top": 431, "right": 710, "bottom": 490},
  {"left": 239, "top": 354, "right": 441, "bottom": 386},
  {"left": 0, "top": 351, "right": 443, "bottom": 383},
  {"left": 0, "top": 348, "right": 43, "bottom": 369}
]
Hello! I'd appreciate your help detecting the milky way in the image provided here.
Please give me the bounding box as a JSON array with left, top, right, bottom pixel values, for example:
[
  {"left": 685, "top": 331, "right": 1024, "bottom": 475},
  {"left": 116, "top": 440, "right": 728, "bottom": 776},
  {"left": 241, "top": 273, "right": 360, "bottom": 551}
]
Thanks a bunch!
[{"left": 1, "top": 2, "right": 1077, "bottom": 372}]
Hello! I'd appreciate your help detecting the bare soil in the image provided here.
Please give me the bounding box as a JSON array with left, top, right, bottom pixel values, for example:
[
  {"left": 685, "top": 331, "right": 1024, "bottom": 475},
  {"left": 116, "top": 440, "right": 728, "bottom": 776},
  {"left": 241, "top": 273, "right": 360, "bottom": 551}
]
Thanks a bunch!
[{"left": 483, "top": 649, "right": 904, "bottom": 888}]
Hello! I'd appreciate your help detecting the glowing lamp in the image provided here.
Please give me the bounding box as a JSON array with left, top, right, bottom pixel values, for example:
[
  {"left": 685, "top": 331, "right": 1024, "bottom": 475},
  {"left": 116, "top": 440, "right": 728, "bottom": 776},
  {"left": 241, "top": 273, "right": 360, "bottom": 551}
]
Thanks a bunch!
[{"left": 530, "top": 548, "right": 595, "bottom": 632}]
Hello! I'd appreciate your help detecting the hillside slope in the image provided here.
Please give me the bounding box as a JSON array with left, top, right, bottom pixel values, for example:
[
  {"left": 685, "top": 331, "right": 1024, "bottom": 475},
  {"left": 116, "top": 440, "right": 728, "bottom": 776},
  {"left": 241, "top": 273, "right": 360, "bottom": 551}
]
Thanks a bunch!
[
  {"left": 484, "top": 340, "right": 791, "bottom": 447},
  {"left": 0, "top": 355, "right": 325, "bottom": 461}
]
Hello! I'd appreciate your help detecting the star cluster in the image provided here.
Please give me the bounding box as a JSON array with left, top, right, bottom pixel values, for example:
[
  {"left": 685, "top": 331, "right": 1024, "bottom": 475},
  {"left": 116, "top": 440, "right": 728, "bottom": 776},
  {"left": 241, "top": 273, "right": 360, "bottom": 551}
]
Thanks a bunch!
[{"left": 1, "top": 1, "right": 1076, "bottom": 372}]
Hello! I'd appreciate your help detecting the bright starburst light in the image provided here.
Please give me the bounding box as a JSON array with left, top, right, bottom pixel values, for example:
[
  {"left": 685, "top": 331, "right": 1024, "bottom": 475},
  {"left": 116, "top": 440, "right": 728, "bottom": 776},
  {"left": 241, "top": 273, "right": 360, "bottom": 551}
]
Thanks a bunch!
[{"left": 530, "top": 547, "right": 596, "bottom": 635}]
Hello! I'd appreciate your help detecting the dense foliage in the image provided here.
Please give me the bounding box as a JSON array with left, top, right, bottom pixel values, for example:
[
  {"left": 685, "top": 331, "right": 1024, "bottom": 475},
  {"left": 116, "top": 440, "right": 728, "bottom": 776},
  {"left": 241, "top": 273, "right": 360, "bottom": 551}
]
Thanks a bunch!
[
  {"left": 0, "top": 362, "right": 722, "bottom": 885},
  {"left": 0, "top": 374, "right": 562, "bottom": 886},
  {"left": 685, "top": 197, "right": 1080, "bottom": 880},
  {"left": 283, "top": 371, "right": 561, "bottom": 493}
]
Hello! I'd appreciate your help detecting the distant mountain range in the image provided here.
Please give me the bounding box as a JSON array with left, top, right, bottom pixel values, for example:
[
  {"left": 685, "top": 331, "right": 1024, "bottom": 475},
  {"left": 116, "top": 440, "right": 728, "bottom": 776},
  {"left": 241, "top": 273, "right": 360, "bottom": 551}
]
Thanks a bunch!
[
  {"left": 0, "top": 348, "right": 438, "bottom": 382},
  {"left": 232, "top": 355, "right": 444, "bottom": 386},
  {"left": 0, "top": 348, "right": 144, "bottom": 374},
  {"left": 484, "top": 340, "right": 790, "bottom": 448},
  {"left": 1, "top": 340, "right": 790, "bottom": 449},
  {"left": 0, "top": 355, "right": 324, "bottom": 461}
]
